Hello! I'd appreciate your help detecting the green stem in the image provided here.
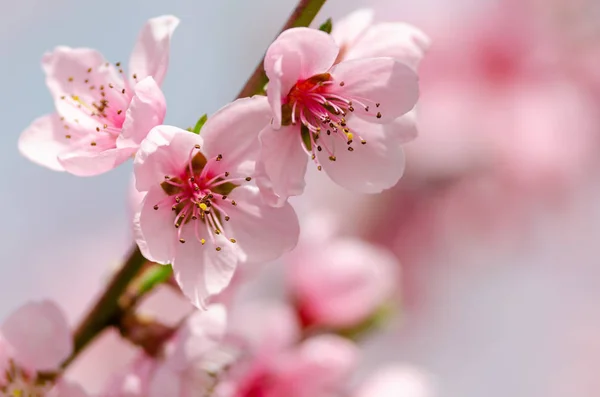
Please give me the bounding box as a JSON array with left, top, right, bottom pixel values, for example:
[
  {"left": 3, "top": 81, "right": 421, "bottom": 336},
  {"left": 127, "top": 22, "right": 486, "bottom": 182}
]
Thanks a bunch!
[
  {"left": 62, "top": 0, "right": 328, "bottom": 369},
  {"left": 236, "top": 0, "right": 327, "bottom": 98}
]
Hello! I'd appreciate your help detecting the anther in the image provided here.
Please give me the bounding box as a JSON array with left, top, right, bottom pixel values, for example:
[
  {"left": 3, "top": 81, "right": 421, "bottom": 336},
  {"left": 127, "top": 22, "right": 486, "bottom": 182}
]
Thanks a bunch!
[
  {"left": 65, "top": 135, "right": 72, "bottom": 139},
  {"left": 90, "top": 142, "right": 97, "bottom": 146},
  {"left": 317, "top": 146, "right": 322, "bottom": 152},
  {"left": 133, "top": 74, "right": 137, "bottom": 79},
  {"left": 116, "top": 62, "right": 121, "bottom": 67},
  {"left": 224, "top": 172, "right": 230, "bottom": 177},
  {"left": 230, "top": 238, "right": 237, "bottom": 243},
  {"left": 365, "top": 106, "right": 370, "bottom": 112},
  {"left": 175, "top": 197, "right": 181, "bottom": 203},
  {"left": 87, "top": 68, "right": 92, "bottom": 73},
  {"left": 189, "top": 177, "right": 195, "bottom": 182},
  {"left": 215, "top": 229, "right": 221, "bottom": 235},
  {"left": 361, "top": 140, "right": 367, "bottom": 145},
  {"left": 348, "top": 147, "right": 354, "bottom": 152},
  {"left": 349, "top": 106, "right": 355, "bottom": 112},
  {"left": 179, "top": 238, "right": 186, "bottom": 243},
  {"left": 224, "top": 216, "right": 230, "bottom": 221},
  {"left": 245, "top": 177, "right": 252, "bottom": 181},
  {"left": 376, "top": 112, "right": 382, "bottom": 119},
  {"left": 376, "top": 103, "right": 380, "bottom": 107},
  {"left": 117, "top": 110, "right": 122, "bottom": 115},
  {"left": 194, "top": 144, "right": 201, "bottom": 149},
  {"left": 216, "top": 154, "right": 223, "bottom": 161},
  {"left": 231, "top": 200, "right": 237, "bottom": 206},
  {"left": 153, "top": 205, "right": 159, "bottom": 210},
  {"left": 103, "top": 124, "right": 108, "bottom": 129},
  {"left": 339, "top": 81, "right": 345, "bottom": 86},
  {"left": 96, "top": 127, "right": 100, "bottom": 132},
  {"left": 85, "top": 79, "right": 89, "bottom": 83},
  {"left": 317, "top": 165, "right": 322, "bottom": 171},
  {"left": 222, "top": 195, "right": 228, "bottom": 200},
  {"left": 201, "top": 239, "right": 206, "bottom": 245},
  {"left": 122, "top": 89, "right": 126, "bottom": 94},
  {"left": 329, "top": 155, "right": 336, "bottom": 161},
  {"left": 216, "top": 247, "right": 222, "bottom": 251},
  {"left": 68, "top": 77, "right": 73, "bottom": 82}
]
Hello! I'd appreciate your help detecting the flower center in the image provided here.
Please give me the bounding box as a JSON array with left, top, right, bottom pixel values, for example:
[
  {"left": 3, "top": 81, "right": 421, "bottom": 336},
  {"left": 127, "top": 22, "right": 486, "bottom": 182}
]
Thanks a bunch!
[
  {"left": 153, "top": 145, "right": 251, "bottom": 251},
  {"left": 59, "top": 62, "right": 136, "bottom": 148},
  {"left": 0, "top": 360, "right": 51, "bottom": 397},
  {"left": 281, "top": 73, "right": 383, "bottom": 170}
]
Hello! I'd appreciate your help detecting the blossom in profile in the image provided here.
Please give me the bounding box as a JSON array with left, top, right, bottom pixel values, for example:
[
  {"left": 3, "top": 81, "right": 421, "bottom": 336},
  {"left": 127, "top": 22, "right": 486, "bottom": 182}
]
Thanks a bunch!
[
  {"left": 19, "top": 15, "right": 179, "bottom": 176},
  {"left": 133, "top": 97, "right": 300, "bottom": 309},
  {"left": 256, "top": 27, "right": 420, "bottom": 206},
  {"left": 0, "top": 300, "right": 88, "bottom": 396}
]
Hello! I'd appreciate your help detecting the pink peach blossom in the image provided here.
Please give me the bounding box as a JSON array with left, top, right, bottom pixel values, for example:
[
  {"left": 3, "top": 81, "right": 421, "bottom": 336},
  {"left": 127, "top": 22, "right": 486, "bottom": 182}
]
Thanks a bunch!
[
  {"left": 287, "top": 215, "right": 399, "bottom": 329},
  {"left": 217, "top": 302, "right": 358, "bottom": 397},
  {"left": 256, "top": 27, "right": 420, "bottom": 206},
  {"left": 19, "top": 15, "right": 179, "bottom": 176},
  {"left": 133, "top": 97, "right": 300, "bottom": 308},
  {"left": 332, "top": 8, "right": 430, "bottom": 72},
  {"left": 103, "top": 305, "right": 228, "bottom": 397},
  {"left": 0, "top": 300, "right": 87, "bottom": 396}
]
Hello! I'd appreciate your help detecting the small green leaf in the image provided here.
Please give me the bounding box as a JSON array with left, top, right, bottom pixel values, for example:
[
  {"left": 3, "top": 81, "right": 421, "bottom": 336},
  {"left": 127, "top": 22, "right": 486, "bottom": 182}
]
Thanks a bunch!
[
  {"left": 301, "top": 124, "right": 312, "bottom": 152},
  {"left": 137, "top": 265, "right": 173, "bottom": 296},
  {"left": 318, "top": 18, "right": 333, "bottom": 34},
  {"left": 192, "top": 114, "right": 208, "bottom": 134}
]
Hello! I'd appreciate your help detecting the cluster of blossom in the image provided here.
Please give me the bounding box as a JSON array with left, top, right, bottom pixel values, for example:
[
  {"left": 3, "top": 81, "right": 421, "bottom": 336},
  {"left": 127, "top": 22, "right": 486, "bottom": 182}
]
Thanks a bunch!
[{"left": 8, "top": 8, "right": 431, "bottom": 397}]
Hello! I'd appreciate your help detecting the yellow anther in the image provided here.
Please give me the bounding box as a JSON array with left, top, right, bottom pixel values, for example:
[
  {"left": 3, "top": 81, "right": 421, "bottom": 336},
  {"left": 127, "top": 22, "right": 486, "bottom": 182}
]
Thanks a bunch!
[
  {"left": 346, "top": 132, "right": 353, "bottom": 141},
  {"left": 200, "top": 238, "right": 206, "bottom": 245},
  {"left": 199, "top": 203, "right": 208, "bottom": 211}
]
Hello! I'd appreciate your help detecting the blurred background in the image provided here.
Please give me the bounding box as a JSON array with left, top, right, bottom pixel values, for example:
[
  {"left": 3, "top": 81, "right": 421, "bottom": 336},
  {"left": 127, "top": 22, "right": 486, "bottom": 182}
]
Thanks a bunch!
[{"left": 2, "top": 0, "right": 600, "bottom": 396}]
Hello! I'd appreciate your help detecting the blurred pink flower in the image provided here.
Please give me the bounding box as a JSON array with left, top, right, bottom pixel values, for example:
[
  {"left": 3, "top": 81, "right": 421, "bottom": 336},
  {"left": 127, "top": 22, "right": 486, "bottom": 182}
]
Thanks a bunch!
[
  {"left": 256, "top": 27, "right": 419, "bottom": 206},
  {"left": 133, "top": 97, "right": 300, "bottom": 308},
  {"left": 217, "top": 302, "right": 357, "bottom": 397},
  {"left": 18, "top": 15, "right": 179, "bottom": 176},
  {"left": 287, "top": 215, "right": 399, "bottom": 329},
  {"left": 0, "top": 300, "right": 87, "bottom": 396},
  {"left": 103, "top": 305, "right": 228, "bottom": 397},
  {"left": 354, "top": 365, "right": 435, "bottom": 397}
]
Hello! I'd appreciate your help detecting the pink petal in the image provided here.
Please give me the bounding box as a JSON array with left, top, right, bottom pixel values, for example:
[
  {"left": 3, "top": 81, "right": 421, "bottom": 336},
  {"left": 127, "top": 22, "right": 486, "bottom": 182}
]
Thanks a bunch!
[
  {"left": 18, "top": 113, "right": 70, "bottom": 172},
  {"left": 331, "top": 8, "right": 374, "bottom": 55},
  {"left": 43, "top": 46, "right": 116, "bottom": 103},
  {"left": 128, "top": 15, "right": 180, "bottom": 86},
  {"left": 355, "top": 366, "right": 435, "bottom": 397},
  {"left": 228, "top": 301, "right": 299, "bottom": 355},
  {"left": 148, "top": 365, "right": 181, "bottom": 397},
  {"left": 172, "top": 230, "right": 239, "bottom": 309},
  {"left": 343, "top": 22, "right": 431, "bottom": 72},
  {"left": 134, "top": 187, "right": 178, "bottom": 265},
  {"left": 58, "top": 145, "right": 134, "bottom": 177},
  {"left": 278, "top": 335, "right": 358, "bottom": 397},
  {"left": 319, "top": 115, "right": 415, "bottom": 193},
  {"left": 48, "top": 381, "right": 89, "bottom": 397},
  {"left": 265, "top": 28, "right": 339, "bottom": 127},
  {"left": 256, "top": 125, "right": 308, "bottom": 206},
  {"left": 1, "top": 301, "right": 71, "bottom": 371},
  {"left": 134, "top": 126, "right": 203, "bottom": 192},
  {"left": 201, "top": 96, "right": 272, "bottom": 175},
  {"left": 221, "top": 186, "right": 299, "bottom": 264},
  {"left": 118, "top": 76, "right": 166, "bottom": 150},
  {"left": 331, "top": 57, "right": 419, "bottom": 122},
  {"left": 170, "top": 305, "right": 227, "bottom": 368}
]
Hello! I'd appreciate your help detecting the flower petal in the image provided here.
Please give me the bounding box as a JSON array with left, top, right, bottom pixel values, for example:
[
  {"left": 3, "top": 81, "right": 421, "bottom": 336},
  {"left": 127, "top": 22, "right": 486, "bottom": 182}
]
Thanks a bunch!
[
  {"left": 128, "top": 15, "right": 180, "bottom": 86},
  {"left": 331, "top": 8, "right": 374, "bottom": 56},
  {"left": 134, "top": 187, "right": 178, "bottom": 264},
  {"left": 170, "top": 305, "right": 227, "bottom": 367},
  {"left": 265, "top": 28, "right": 339, "bottom": 128},
  {"left": 58, "top": 145, "right": 134, "bottom": 177},
  {"left": 48, "top": 381, "right": 89, "bottom": 397},
  {"left": 117, "top": 76, "right": 167, "bottom": 150},
  {"left": 331, "top": 57, "right": 419, "bottom": 122},
  {"left": 319, "top": 116, "right": 414, "bottom": 193},
  {"left": 256, "top": 125, "right": 308, "bottom": 206},
  {"left": 222, "top": 186, "right": 300, "bottom": 264},
  {"left": 172, "top": 231, "right": 238, "bottom": 309},
  {"left": 1, "top": 300, "right": 71, "bottom": 371},
  {"left": 134, "top": 126, "right": 203, "bottom": 192},
  {"left": 148, "top": 365, "right": 181, "bottom": 397},
  {"left": 344, "top": 23, "right": 431, "bottom": 72},
  {"left": 18, "top": 113, "right": 70, "bottom": 172},
  {"left": 201, "top": 96, "right": 272, "bottom": 175}
]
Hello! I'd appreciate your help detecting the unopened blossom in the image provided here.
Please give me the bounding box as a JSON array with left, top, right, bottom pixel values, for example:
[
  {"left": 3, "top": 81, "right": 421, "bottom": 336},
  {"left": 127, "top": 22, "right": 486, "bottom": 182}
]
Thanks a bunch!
[
  {"left": 133, "top": 97, "right": 300, "bottom": 308},
  {"left": 103, "top": 305, "right": 228, "bottom": 397},
  {"left": 256, "top": 27, "right": 420, "bottom": 206},
  {"left": 0, "top": 300, "right": 87, "bottom": 396},
  {"left": 216, "top": 302, "right": 358, "bottom": 397},
  {"left": 19, "top": 15, "right": 179, "bottom": 176},
  {"left": 287, "top": 215, "right": 399, "bottom": 329},
  {"left": 354, "top": 365, "right": 435, "bottom": 397}
]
